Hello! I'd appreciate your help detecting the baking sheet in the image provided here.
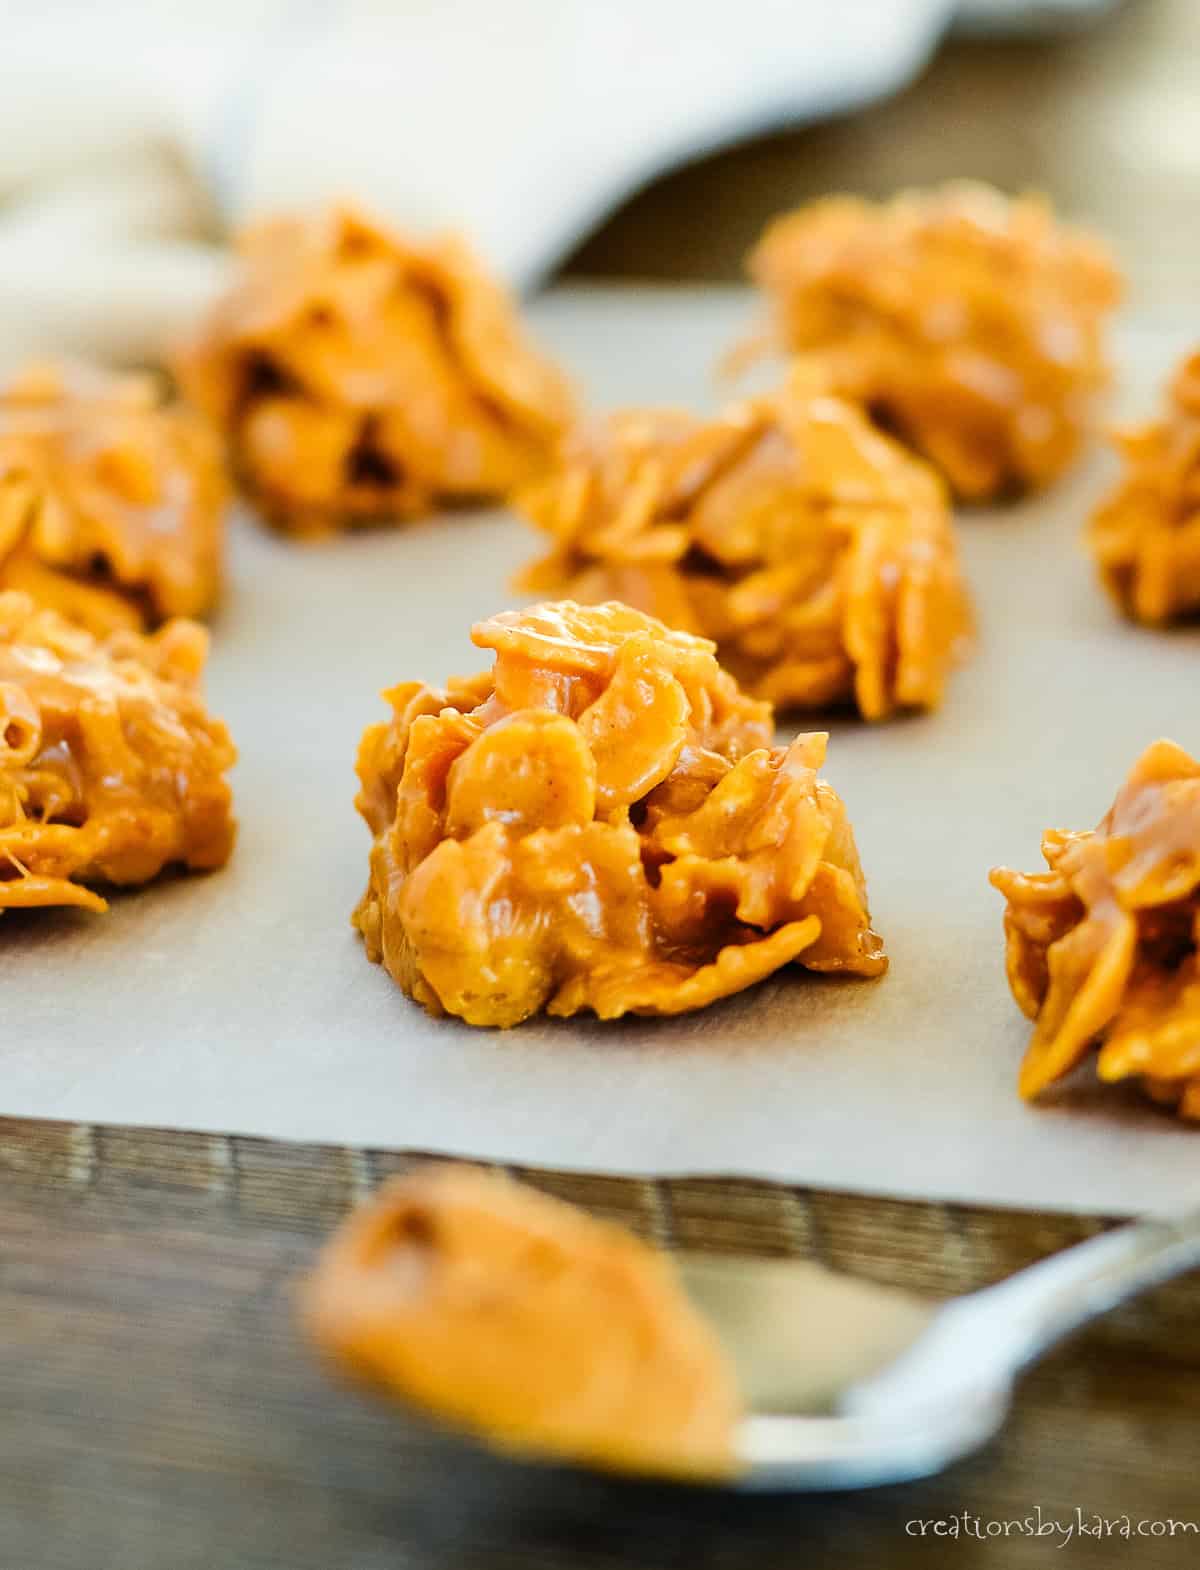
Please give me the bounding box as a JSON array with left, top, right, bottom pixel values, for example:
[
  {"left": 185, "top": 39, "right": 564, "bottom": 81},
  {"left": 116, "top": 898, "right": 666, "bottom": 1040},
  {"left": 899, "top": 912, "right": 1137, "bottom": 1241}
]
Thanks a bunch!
[{"left": 4, "top": 287, "right": 1199, "bottom": 1214}]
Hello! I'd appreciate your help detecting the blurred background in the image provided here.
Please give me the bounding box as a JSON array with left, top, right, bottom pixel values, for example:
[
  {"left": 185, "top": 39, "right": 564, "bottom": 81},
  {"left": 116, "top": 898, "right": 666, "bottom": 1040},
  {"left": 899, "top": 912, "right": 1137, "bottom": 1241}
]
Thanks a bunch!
[
  {"left": 0, "top": 0, "right": 1192, "bottom": 367},
  {"left": 567, "top": 0, "right": 1194, "bottom": 313}
]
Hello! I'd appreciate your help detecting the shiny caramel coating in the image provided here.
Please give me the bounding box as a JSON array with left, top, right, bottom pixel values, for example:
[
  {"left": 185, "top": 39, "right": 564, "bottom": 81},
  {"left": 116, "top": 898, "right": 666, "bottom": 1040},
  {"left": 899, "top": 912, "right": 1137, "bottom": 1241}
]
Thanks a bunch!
[
  {"left": 0, "top": 361, "right": 226, "bottom": 637},
  {"left": 1089, "top": 350, "right": 1200, "bottom": 625},
  {"left": 304, "top": 1165, "right": 742, "bottom": 1481},
  {"left": 515, "top": 376, "right": 972, "bottom": 720},
  {"left": 990, "top": 740, "right": 1200, "bottom": 1117},
  {"left": 176, "top": 206, "right": 574, "bottom": 535},
  {"left": 353, "top": 600, "right": 886, "bottom": 1027},
  {"left": 749, "top": 183, "right": 1122, "bottom": 500},
  {"left": 0, "top": 591, "right": 236, "bottom": 913}
]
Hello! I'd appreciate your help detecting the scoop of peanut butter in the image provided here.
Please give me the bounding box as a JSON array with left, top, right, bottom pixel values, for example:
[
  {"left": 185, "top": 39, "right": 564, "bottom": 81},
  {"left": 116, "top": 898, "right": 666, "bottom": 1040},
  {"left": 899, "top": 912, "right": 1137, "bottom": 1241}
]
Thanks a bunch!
[{"left": 304, "top": 1165, "right": 741, "bottom": 1481}]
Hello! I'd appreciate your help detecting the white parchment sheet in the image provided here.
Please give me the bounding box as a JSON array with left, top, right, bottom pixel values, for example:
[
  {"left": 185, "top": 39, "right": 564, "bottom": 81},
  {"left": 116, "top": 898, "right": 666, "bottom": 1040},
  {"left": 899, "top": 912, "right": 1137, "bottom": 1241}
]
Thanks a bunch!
[{"left": 4, "top": 288, "right": 1198, "bottom": 1213}]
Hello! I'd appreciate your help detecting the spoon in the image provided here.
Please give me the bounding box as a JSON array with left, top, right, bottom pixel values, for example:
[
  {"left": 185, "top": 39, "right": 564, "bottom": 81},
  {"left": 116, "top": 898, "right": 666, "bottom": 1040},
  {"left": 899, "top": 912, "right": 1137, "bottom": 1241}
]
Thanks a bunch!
[{"left": 681, "top": 1204, "right": 1200, "bottom": 1490}]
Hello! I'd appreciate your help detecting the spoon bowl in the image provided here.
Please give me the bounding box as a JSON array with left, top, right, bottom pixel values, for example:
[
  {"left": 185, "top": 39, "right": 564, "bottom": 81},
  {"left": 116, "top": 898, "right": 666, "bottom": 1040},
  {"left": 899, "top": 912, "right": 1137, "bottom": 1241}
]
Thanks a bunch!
[{"left": 678, "top": 1204, "right": 1200, "bottom": 1490}]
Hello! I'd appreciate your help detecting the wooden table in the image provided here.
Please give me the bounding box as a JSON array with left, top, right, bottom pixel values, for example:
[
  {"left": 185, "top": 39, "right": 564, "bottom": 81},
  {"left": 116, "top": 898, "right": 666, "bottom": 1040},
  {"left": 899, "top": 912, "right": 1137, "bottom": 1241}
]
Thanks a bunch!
[
  {"left": 4, "top": 1119, "right": 1200, "bottom": 1569},
  {"left": 8, "top": 3, "right": 1200, "bottom": 1566}
]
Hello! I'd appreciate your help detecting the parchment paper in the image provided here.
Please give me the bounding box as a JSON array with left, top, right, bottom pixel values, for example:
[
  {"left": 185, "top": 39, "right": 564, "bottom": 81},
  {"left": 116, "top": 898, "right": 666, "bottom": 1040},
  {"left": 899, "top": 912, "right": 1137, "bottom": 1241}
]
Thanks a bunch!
[{"left": 4, "top": 288, "right": 1199, "bottom": 1214}]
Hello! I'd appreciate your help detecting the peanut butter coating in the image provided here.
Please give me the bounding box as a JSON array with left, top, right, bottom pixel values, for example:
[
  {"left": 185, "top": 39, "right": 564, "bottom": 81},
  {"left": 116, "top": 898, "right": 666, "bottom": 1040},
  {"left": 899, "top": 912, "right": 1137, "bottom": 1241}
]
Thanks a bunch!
[
  {"left": 176, "top": 206, "right": 573, "bottom": 534},
  {"left": 0, "top": 591, "right": 236, "bottom": 913},
  {"left": 749, "top": 183, "right": 1121, "bottom": 500},
  {"left": 305, "top": 1165, "right": 742, "bottom": 1481},
  {"left": 0, "top": 361, "right": 226, "bottom": 636},
  {"left": 353, "top": 600, "right": 886, "bottom": 1027},
  {"left": 516, "top": 376, "right": 972, "bottom": 720},
  {"left": 1089, "top": 350, "right": 1200, "bottom": 625},
  {"left": 991, "top": 740, "right": 1200, "bottom": 1118}
]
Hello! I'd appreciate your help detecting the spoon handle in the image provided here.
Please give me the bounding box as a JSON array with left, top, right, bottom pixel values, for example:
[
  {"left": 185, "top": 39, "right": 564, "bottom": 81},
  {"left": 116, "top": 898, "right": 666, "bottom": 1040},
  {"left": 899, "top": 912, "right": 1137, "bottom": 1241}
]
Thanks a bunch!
[{"left": 972, "top": 1206, "right": 1200, "bottom": 1372}]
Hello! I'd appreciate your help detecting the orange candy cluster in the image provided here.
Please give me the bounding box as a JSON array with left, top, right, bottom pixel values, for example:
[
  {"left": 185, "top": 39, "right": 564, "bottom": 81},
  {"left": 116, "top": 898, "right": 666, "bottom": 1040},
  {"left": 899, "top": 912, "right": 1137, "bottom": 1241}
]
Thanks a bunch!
[
  {"left": 353, "top": 600, "right": 886, "bottom": 1026},
  {"left": 749, "top": 183, "right": 1122, "bottom": 500},
  {"left": 517, "top": 375, "right": 972, "bottom": 720},
  {"left": 305, "top": 1165, "right": 741, "bottom": 1482},
  {"left": 1089, "top": 349, "right": 1200, "bottom": 625},
  {"left": 177, "top": 206, "right": 574, "bottom": 535},
  {"left": 0, "top": 362, "right": 226, "bottom": 637},
  {"left": 0, "top": 591, "right": 236, "bottom": 914},
  {"left": 991, "top": 741, "right": 1200, "bottom": 1117}
]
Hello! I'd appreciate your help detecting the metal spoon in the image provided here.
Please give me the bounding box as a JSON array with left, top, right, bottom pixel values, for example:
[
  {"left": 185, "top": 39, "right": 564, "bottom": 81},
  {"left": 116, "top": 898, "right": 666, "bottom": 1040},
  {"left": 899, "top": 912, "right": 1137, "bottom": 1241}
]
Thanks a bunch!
[{"left": 680, "top": 1205, "right": 1200, "bottom": 1490}]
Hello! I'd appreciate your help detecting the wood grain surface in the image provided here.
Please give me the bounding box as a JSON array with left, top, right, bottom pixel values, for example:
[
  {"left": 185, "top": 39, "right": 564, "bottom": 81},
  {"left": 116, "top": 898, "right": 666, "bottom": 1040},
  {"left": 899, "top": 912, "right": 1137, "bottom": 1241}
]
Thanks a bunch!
[{"left": 3, "top": 1117, "right": 1200, "bottom": 1570}]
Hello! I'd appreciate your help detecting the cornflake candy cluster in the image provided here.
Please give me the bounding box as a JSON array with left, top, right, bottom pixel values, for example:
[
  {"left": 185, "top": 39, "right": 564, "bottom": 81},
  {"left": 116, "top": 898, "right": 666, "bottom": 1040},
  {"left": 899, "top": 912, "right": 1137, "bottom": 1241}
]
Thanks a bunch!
[
  {"left": 749, "top": 183, "right": 1122, "bottom": 500},
  {"left": 0, "top": 592, "right": 236, "bottom": 913},
  {"left": 305, "top": 1165, "right": 741, "bottom": 1482},
  {"left": 1089, "top": 349, "right": 1200, "bottom": 625},
  {"left": 177, "top": 206, "right": 574, "bottom": 534},
  {"left": 0, "top": 362, "right": 226, "bottom": 636},
  {"left": 353, "top": 600, "right": 886, "bottom": 1026},
  {"left": 990, "top": 741, "right": 1200, "bottom": 1118},
  {"left": 517, "top": 374, "right": 972, "bottom": 720}
]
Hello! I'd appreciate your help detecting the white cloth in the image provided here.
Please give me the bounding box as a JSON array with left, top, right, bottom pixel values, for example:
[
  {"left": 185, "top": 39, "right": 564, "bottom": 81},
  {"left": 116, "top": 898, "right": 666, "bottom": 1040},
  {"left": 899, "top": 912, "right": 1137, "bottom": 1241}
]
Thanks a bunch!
[{"left": 0, "top": 0, "right": 1110, "bottom": 366}]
